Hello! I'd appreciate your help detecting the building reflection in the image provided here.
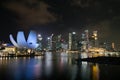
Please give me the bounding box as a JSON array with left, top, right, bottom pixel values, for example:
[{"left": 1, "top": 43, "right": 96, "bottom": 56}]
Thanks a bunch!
[
  {"left": 80, "top": 62, "right": 100, "bottom": 80},
  {"left": 81, "top": 62, "right": 91, "bottom": 80},
  {"left": 0, "top": 52, "right": 103, "bottom": 80},
  {"left": 44, "top": 52, "right": 52, "bottom": 77},
  {"left": 92, "top": 64, "right": 99, "bottom": 80}
]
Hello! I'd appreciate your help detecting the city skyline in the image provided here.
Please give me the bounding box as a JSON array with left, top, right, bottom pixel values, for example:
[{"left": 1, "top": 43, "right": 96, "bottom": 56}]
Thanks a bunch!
[{"left": 0, "top": 0, "right": 120, "bottom": 44}]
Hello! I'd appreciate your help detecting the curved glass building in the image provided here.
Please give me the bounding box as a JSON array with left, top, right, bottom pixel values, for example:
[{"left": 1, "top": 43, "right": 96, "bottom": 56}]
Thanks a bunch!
[{"left": 9, "top": 30, "right": 38, "bottom": 49}]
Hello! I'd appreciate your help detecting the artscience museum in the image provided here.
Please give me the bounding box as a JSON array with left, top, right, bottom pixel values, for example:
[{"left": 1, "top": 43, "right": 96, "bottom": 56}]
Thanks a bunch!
[{"left": 9, "top": 30, "right": 39, "bottom": 49}]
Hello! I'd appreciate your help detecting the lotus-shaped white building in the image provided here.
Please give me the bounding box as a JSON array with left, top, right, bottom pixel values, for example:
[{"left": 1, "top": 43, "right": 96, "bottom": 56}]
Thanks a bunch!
[{"left": 9, "top": 30, "right": 38, "bottom": 49}]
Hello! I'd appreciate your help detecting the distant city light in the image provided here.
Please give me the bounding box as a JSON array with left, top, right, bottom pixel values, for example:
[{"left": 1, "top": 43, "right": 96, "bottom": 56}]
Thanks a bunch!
[
  {"left": 47, "top": 37, "right": 50, "bottom": 40},
  {"left": 72, "top": 32, "right": 76, "bottom": 34},
  {"left": 38, "top": 34, "right": 41, "bottom": 37},
  {"left": 51, "top": 34, "right": 54, "bottom": 37},
  {"left": 38, "top": 34, "right": 42, "bottom": 41},
  {"left": 85, "top": 30, "right": 89, "bottom": 33}
]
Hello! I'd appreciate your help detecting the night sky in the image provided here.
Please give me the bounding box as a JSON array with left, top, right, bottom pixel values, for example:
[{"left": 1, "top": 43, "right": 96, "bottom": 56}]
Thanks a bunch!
[{"left": 0, "top": 0, "right": 120, "bottom": 45}]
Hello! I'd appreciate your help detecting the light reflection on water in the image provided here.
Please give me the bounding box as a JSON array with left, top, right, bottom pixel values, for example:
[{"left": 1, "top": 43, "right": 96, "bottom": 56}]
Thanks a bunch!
[{"left": 0, "top": 52, "right": 120, "bottom": 80}]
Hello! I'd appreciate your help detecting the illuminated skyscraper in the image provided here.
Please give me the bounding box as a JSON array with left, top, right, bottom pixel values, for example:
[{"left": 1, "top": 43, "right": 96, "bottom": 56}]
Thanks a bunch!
[
  {"left": 36, "top": 34, "right": 43, "bottom": 51},
  {"left": 81, "top": 30, "right": 90, "bottom": 51},
  {"left": 47, "top": 34, "right": 54, "bottom": 50},
  {"left": 72, "top": 32, "right": 77, "bottom": 50},
  {"left": 69, "top": 33, "right": 72, "bottom": 50},
  {"left": 93, "top": 31, "right": 98, "bottom": 47},
  {"left": 47, "top": 37, "right": 51, "bottom": 50},
  {"left": 68, "top": 32, "right": 77, "bottom": 50},
  {"left": 81, "top": 33, "right": 86, "bottom": 51},
  {"left": 56, "top": 34, "right": 62, "bottom": 50},
  {"left": 85, "top": 30, "right": 89, "bottom": 50}
]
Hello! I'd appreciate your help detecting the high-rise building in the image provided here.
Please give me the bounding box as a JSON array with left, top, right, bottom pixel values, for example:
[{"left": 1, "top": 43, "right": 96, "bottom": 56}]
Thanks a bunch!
[
  {"left": 47, "top": 34, "right": 54, "bottom": 50},
  {"left": 80, "top": 30, "right": 91, "bottom": 52},
  {"left": 68, "top": 33, "right": 72, "bottom": 50},
  {"left": 68, "top": 32, "right": 78, "bottom": 50},
  {"left": 47, "top": 37, "right": 51, "bottom": 50},
  {"left": 71, "top": 32, "right": 77, "bottom": 50},
  {"left": 36, "top": 34, "right": 42, "bottom": 51},
  {"left": 93, "top": 31, "right": 98, "bottom": 47},
  {"left": 85, "top": 30, "right": 89, "bottom": 50},
  {"left": 56, "top": 34, "right": 62, "bottom": 50}
]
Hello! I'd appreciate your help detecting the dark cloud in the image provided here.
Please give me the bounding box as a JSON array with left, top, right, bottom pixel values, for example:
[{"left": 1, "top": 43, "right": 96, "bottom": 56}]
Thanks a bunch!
[
  {"left": 1, "top": 0, "right": 120, "bottom": 29},
  {"left": 71, "top": 0, "right": 95, "bottom": 8},
  {"left": 1, "top": 0, "right": 56, "bottom": 28}
]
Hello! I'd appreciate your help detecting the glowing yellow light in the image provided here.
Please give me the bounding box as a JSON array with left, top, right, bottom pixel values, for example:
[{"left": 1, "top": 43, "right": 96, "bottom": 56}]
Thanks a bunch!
[{"left": 92, "top": 64, "right": 99, "bottom": 80}]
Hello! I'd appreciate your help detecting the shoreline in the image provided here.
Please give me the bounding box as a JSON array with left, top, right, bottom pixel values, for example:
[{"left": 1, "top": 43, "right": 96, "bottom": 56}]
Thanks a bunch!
[{"left": 0, "top": 54, "right": 45, "bottom": 57}]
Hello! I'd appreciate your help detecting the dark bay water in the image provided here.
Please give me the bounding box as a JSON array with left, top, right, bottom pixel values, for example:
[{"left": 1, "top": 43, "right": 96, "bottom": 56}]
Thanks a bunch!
[{"left": 0, "top": 52, "right": 120, "bottom": 80}]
